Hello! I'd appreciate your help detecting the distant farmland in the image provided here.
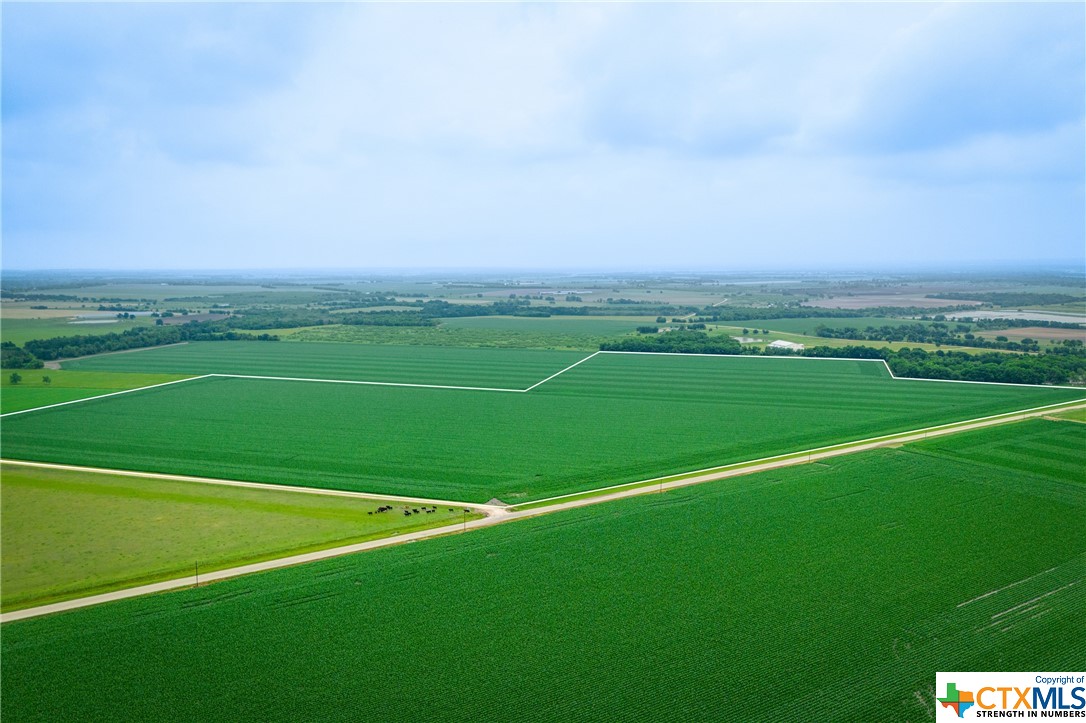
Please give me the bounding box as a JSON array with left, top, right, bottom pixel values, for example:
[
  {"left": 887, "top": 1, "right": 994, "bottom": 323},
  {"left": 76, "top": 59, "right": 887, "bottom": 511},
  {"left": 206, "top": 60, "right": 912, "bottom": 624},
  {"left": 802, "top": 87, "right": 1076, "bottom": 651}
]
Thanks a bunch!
[
  {"left": 4, "top": 419, "right": 1081, "bottom": 721},
  {"left": 3, "top": 345, "right": 1082, "bottom": 503}
]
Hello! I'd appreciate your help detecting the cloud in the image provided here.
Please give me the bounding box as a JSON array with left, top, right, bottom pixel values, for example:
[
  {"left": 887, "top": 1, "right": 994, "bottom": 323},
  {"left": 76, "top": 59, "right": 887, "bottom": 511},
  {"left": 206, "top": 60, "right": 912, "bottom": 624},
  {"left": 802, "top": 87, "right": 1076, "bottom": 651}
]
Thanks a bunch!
[
  {"left": 2, "top": 3, "right": 1083, "bottom": 270},
  {"left": 834, "top": 3, "right": 1085, "bottom": 153}
]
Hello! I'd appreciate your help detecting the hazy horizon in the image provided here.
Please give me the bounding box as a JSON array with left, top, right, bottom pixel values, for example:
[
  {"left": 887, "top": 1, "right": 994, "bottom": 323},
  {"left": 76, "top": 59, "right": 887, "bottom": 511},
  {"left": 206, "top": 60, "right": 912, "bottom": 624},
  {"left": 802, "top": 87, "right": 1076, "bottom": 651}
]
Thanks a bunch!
[{"left": 4, "top": 3, "right": 1084, "bottom": 272}]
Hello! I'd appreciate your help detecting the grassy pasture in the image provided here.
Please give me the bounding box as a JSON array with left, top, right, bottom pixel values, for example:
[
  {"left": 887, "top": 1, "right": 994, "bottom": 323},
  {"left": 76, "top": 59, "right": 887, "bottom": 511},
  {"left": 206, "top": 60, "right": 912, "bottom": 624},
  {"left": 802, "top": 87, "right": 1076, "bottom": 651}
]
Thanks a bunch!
[
  {"left": 3, "top": 420, "right": 1082, "bottom": 721},
  {"left": 62, "top": 341, "right": 587, "bottom": 389},
  {"left": 4, "top": 352, "right": 1082, "bottom": 503},
  {"left": 1, "top": 369, "right": 192, "bottom": 414},
  {"left": 1, "top": 316, "right": 156, "bottom": 347},
  {"left": 0, "top": 465, "right": 477, "bottom": 612}
]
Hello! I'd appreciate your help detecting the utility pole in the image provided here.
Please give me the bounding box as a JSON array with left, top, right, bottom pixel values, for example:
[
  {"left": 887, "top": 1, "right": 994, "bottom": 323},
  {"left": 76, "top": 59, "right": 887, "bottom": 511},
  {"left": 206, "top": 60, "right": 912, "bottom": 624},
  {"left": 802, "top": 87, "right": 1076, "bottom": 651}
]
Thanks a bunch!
[{"left": 195, "top": 560, "right": 200, "bottom": 587}]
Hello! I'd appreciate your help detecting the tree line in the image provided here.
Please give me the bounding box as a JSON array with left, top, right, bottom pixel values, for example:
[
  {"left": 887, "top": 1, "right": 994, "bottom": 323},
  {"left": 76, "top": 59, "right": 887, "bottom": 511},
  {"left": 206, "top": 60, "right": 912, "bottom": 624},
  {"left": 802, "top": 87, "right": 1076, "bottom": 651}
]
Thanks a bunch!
[
  {"left": 600, "top": 330, "right": 743, "bottom": 355},
  {"left": 20, "top": 324, "right": 278, "bottom": 362},
  {"left": 812, "top": 323, "right": 1045, "bottom": 351}
]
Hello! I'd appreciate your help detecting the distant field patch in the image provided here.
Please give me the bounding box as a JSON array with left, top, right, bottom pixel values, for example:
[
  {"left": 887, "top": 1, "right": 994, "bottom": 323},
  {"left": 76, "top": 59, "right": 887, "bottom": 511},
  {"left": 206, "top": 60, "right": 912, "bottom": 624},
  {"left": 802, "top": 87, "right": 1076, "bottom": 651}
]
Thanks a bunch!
[
  {"left": 62, "top": 341, "right": 586, "bottom": 388},
  {"left": 0, "top": 306, "right": 87, "bottom": 320},
  {"left": 47, "top": 284, "right": 342, "bottom": 303},
  {"left": 729, "top": 316, "right": 953, "bottom": 336},
  {"left": 975, "top": 326, "right": 1086, "bottom": 342},
  {"left": 4, "top": 421, "right": 1081, "bottom": 720},
  {"left": 5, "top": 351, "right": 1082, "bottom": 503},
  {"left": 948, "top": 310, "right": 1086, "bottom": 324},
  {"left": 805, "top": 294, "right": 981, "bottom": 309},
  {"left": 0, "top": 316, "right": 156, "bottom": 347},
  {"left": 0, "top": 464, "right": 474, "bottom": 611},
  {"left": 438, "top": 315, "right": 653, "bottom": 335}
]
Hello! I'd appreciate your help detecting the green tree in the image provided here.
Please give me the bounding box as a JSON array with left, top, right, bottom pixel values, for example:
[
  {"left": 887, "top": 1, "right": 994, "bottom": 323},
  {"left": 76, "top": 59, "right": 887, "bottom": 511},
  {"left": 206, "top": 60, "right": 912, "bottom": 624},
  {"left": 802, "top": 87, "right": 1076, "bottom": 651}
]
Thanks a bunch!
[{"left": 9, "top": 372, "right": 22, "bottom": 385}]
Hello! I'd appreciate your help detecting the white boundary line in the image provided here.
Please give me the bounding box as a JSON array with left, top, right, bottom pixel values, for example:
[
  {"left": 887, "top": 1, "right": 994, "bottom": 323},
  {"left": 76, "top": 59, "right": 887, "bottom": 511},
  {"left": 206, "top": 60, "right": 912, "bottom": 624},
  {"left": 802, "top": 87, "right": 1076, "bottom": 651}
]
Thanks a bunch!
[
  {"left": 0, "top": 375, "right": 214, "bottom": 418},
  {"left": 521, "top": 350, "right": 602, "bottom": 391}
]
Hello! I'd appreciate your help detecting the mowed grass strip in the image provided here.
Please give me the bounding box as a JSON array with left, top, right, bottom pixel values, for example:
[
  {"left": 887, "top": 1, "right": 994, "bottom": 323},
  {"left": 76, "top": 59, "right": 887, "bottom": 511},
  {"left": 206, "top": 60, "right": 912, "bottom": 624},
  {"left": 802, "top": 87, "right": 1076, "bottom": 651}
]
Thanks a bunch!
[
  {"left": 0, "top": 464, "right": 476, "bottom": 612},
  {"left": 62, "top": 341, "right": 588, "bottom": 389},
  {"left": 2, "top": 354, "right": 1082, "bottom": 503},
  {"left": 1, "top": 369, "right": 193, "bottom": 414},
  {"left": 3, "top": 422, "right": 1082, "bottom": 721}
]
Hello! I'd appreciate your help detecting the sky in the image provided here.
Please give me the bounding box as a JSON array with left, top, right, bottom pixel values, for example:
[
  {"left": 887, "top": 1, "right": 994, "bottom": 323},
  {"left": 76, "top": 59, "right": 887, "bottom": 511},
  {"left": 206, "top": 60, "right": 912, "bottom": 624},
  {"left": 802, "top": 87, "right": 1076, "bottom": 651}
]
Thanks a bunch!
[{"left": 2, "top": 2, "right": 1084, "bottom": 272}]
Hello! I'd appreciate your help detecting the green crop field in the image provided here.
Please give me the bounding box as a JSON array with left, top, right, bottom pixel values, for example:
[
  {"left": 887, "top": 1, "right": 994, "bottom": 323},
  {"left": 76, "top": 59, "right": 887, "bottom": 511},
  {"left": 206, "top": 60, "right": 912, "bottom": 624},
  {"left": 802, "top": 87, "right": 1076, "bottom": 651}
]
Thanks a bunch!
[
  {"left": 61, "top": 341, "right": 586, "bottom": 388},
  {"left": 0, "top": 464, "right": 476, "bottom": 612},
  {"left": 4, "top": 350, "right": 1082, "bottom": 503},
  {"left": 1, "top": 369, "right": 192, "bottom": 414},
  {"left": 3, "top": 420, "right": 1081, "bottom": 721}
]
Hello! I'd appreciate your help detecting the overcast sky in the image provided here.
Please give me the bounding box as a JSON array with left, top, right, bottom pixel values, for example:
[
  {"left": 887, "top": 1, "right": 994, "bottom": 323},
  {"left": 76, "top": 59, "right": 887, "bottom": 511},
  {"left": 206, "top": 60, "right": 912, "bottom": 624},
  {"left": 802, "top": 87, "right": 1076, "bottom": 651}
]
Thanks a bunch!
[{"left": 3, "top": 2, "right": 1083, "bottom": 271}]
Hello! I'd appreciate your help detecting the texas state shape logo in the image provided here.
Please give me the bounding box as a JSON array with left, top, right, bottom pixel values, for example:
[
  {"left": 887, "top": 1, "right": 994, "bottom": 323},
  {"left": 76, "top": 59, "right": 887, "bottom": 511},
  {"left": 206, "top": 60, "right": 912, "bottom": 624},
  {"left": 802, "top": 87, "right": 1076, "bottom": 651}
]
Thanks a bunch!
[{"left": 938, "top": 682, "right": 976, "bottom": 718}]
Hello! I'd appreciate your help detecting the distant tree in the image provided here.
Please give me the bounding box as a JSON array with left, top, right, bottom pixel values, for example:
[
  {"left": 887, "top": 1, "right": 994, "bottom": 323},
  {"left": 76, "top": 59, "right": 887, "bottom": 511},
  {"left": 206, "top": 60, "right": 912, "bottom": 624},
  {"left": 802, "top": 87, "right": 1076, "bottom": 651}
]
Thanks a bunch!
[
  {"left": 42, "top": 375, "right": 51, "bottom": 384},
  {"left": 9, "top": 372, "right": 21, "bottom": 385},
  {"left": 656, "top": 316, "right": 667, "bottom": 323}
]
